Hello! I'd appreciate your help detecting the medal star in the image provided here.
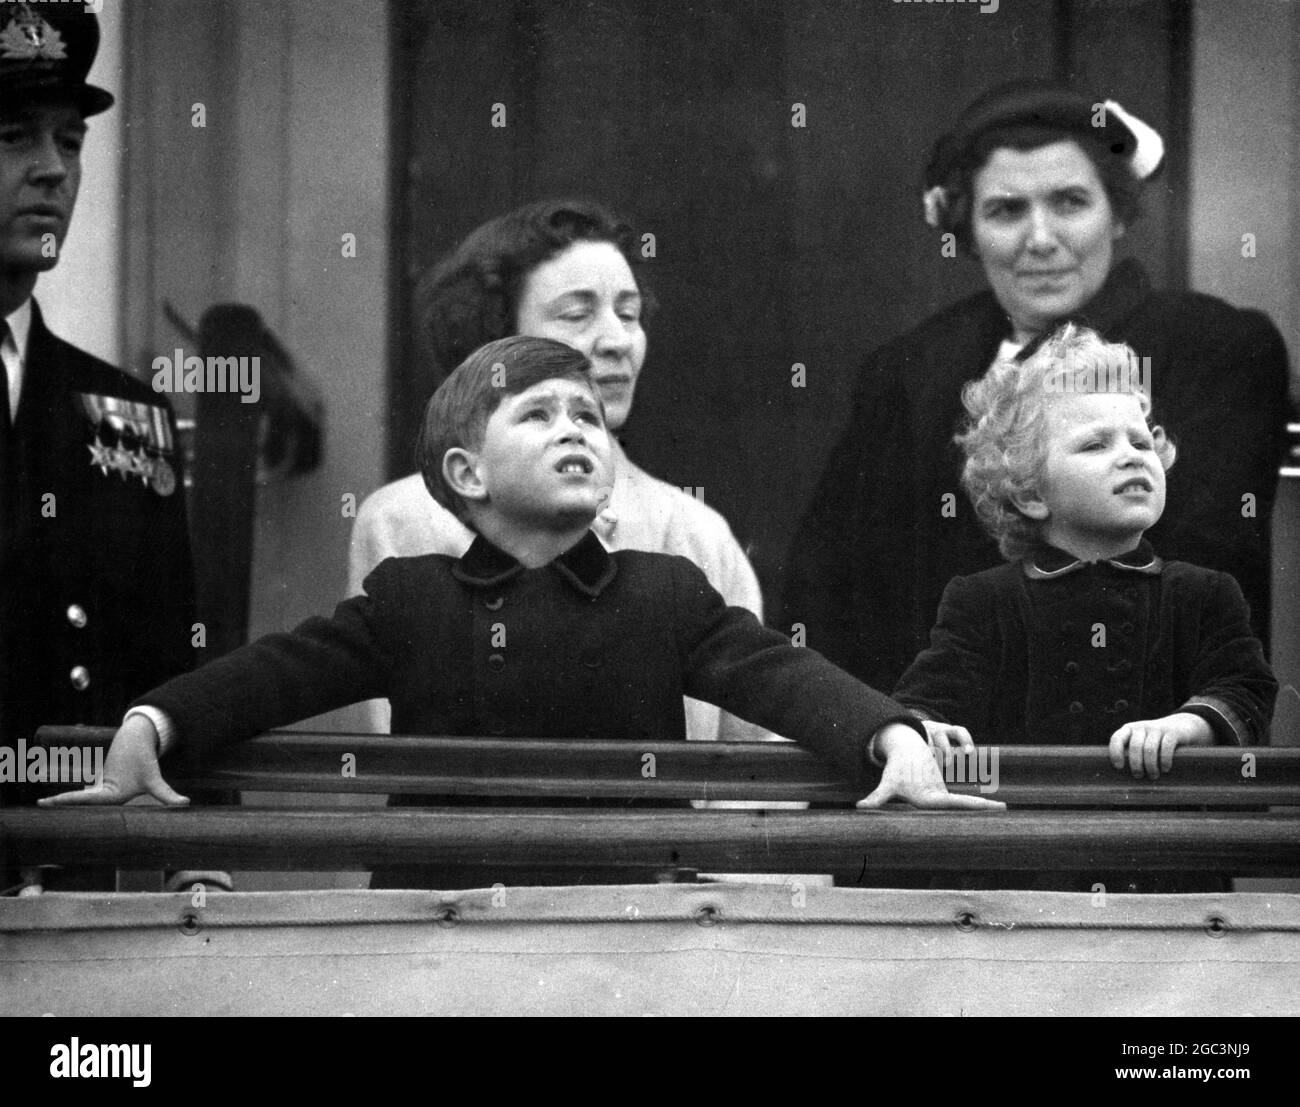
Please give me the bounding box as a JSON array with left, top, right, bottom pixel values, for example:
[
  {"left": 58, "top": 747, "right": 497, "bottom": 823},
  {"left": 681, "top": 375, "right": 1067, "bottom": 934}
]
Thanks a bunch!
[
  {"left": 87, "top": 437, "right": 112, "bottom": 476},
  {"left": 132, "top": 447, "right": 153, "bottom": 485},
  {"left": 108, "top": 445, "right": 131, "bottom": 479}
]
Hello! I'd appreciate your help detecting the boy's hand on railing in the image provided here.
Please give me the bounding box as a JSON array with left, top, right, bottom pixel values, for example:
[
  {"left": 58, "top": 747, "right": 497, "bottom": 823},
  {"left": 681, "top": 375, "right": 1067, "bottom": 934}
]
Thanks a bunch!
[
  {"left": 38, "top": 715, "right": 190, "bottom": 808},
  {"left": 1109, "top": 712, "right": 1214, "bottom": 781},
  {"left": 857, "top": 723, "right": 1005, "bottom": 811}
]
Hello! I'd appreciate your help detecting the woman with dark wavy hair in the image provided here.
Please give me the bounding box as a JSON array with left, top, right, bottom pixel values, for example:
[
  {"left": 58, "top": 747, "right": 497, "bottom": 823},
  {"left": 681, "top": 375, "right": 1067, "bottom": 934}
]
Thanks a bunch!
[
  {"left": 349, "top": 199, "right": 767, "bottom": 743},
  {"left": 783, "top": 80, "right": 1291, "bottom": 695}
]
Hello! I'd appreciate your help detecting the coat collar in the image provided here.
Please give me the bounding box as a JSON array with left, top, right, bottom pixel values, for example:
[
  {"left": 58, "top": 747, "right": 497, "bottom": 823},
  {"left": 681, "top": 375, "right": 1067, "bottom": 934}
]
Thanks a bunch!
[
  {"left": 453, "top": 529, "right": 618, "bottom": 597},
  {"left": 901, "top": 259, "right": 1153, "bottom": 415},
  {"left": 1023, "top": 537, "right": 1163, "bottom": 580},
  {"left": 1013, "top": 258, "right": 1152, "bottom": 362},
  {"left": 1071, "top": 257, "right": 1151, "bottom": 335}
]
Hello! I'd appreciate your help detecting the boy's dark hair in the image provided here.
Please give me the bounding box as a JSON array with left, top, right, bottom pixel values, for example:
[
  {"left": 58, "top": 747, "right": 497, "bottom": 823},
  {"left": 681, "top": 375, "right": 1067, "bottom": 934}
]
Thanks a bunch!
[
  {"left": 416, "top": 335, "right": 600, "bottom": 517},
  {"left": 414, "top": 198, "right": 657, "bottom": 378}
]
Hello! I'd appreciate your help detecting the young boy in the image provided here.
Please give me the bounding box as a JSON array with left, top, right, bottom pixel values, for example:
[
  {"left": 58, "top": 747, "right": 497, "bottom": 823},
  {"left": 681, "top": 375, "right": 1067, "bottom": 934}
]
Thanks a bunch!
[
  {"left": 894, "top": 323, "right": 1277, "bottom": 781},
  {"left": 44, "top": 336, "right": 1002, "bottom": 826}
]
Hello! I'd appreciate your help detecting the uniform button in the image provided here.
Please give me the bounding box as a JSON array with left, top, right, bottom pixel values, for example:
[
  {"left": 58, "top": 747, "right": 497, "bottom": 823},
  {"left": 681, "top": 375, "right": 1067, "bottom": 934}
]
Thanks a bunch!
[
  {"left": 1121, "top": 622, "right": 1135, "bottom": 635},
  {"left": 1113, "top": 699, "right": 1129, "bottom": 712},
  {"left": 1068, "top": 701, "right": 1084, "bottom": 715},
  {"left": 484, "top": 596, "right": 504, "bottom": 612},
  {"left": 1110, "top": 659, "right": 1132, "bottom": 675},
  {"left": 1064, "top": 661, "right": 1080, "bottom": 675},
  {"left": 70, "top": 665, "right": 90, "bottom": 691},
  {"left": 487, "top": 653, "right": 505, "bottom": 671},
  {"left": 1061, "top": 621, "right": 1076, "bottom": 635},
  {"left": 66, "top": 604, "right": 88, "bottom": 629}
]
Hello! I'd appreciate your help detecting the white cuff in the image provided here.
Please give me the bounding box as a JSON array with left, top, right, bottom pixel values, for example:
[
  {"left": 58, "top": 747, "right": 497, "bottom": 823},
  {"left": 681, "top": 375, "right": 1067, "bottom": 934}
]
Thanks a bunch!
[{"left": 124, "top": 706, "right": 177, "bottom": 756}]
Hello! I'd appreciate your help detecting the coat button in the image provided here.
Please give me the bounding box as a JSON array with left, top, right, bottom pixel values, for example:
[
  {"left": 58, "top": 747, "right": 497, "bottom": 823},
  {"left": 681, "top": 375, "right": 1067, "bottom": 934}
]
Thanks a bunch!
[
  {"left": 487, "top": 653, "right": 505, "bottom": 671},
  {"left": 1068, "top": 701, "right": 1084, "bottom": 714},
  {"left": 1113, "top": 699, "right": 1130, "bottom": 712},
  {"left": 1061, "top": 621, "right": 1076, "bottom": 635},
  {"left": 484, "top": 596, "right": 504, "bottom": 612},
  {"left": 1110, "top": 659, "right": 1132, "bottom": 674},
  {"left": 70, "top": 665, "right": 91, "bottom": 691},
  {"left": 1064, "top": 661, "right": 1080, "bottom": 675},
  {"left": 1121, "top": 622, "right": 1135, "bottom": 635},
  {"left": 66, "top": 604, "right": 89, "bottom": 629}
]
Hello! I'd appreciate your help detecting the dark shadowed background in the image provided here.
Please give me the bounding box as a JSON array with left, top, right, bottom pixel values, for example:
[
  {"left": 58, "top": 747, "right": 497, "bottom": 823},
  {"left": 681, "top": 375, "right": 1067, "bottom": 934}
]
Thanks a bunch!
[{"left": 389, "top": 0, "right": 1193, "bottom": 608}]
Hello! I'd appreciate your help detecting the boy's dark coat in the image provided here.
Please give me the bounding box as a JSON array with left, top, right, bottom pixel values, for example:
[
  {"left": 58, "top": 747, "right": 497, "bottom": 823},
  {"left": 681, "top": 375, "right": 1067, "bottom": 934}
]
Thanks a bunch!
[{"left": 150, "top": 532, "right": 916, "bottom": 792}]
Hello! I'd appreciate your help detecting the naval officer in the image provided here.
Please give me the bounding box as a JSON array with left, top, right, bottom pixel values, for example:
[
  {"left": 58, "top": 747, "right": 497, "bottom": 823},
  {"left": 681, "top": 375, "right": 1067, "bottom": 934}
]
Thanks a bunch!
[{"left": 1, "top": 2, "right": 196, "bottom": 889}]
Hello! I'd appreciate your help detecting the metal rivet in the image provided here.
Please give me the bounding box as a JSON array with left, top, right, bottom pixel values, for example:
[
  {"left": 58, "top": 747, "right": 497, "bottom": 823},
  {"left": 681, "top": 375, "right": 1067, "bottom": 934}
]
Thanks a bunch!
[
  {"left": 693, "top": 904, "right": 720, "bottom": 926},
  {"left": 955, "top": 911, "right": 977, "bottom": 932},
  {"left": 178, "top": 913, "right": 201, "bottom": 936},
  {"left": 1205, "top": 915, "right": 1228, "bottom": 938},
  {"left": 66, "top": 604, "right": 88, "bottom": 629},
  {"left": 69, "top": 665, "right": 90, "bottom": 691}
]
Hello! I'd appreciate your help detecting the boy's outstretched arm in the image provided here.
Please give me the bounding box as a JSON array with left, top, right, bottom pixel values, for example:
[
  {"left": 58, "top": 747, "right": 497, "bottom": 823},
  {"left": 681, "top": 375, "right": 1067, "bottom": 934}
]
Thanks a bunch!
[
  {"left": 675, "top": 560, "right": 1003, "bottom": 809},
  {"left": 39, "top": 714, "right": 188, "bottom": 807}
]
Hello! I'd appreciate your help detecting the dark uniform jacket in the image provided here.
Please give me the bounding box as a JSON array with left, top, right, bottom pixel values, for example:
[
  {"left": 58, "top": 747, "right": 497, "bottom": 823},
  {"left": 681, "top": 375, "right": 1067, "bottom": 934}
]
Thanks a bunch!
[
  {"left": 892, "top": 541, "right": 1277, "bottom": 747},
  {"left": 783, "top": 259, "right": 1292, "bottom": 692},
  {"left": 1, "top": 304, "right": 195, "bottom": 805},
  {"left": 147, "top": 530, "right": 918, "bottom": 794}
]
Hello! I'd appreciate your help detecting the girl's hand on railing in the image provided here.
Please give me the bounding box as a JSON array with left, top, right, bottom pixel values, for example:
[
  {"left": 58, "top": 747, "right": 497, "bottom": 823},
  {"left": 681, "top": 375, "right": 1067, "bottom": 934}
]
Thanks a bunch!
[
  {"left": 857, "top": 723, "right": 1005, "bottom": 810},
  {"left": 1109, "top": 712, "right": 1214, "bottom": 781}
]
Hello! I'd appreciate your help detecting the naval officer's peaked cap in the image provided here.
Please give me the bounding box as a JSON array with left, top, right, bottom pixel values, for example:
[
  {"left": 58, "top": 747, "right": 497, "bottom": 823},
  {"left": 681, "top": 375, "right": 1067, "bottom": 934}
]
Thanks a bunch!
[{"left": 0, "top": 1, "right": 114, "bottom": 117}]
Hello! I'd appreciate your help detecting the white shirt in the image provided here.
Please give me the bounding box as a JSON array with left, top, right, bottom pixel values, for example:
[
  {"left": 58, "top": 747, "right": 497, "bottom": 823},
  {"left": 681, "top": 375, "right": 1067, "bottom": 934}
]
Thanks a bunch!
[{"left": 2, "top": 298, "right": 32, "bottom": 422}]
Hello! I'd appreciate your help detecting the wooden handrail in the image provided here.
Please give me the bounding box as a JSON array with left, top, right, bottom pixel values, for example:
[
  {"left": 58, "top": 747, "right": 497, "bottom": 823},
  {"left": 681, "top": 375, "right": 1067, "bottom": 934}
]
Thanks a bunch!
[
  {"left": 3, "top": 807, "right": 1298, "bottom": 874},
  {"left": 32, "top": 726, "right": 1300, "bottom": 807}
]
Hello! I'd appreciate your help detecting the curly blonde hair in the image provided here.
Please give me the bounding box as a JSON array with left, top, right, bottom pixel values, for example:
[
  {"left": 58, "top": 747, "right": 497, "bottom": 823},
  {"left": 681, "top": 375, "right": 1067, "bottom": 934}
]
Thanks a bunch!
[{"left": 957, "top": 323, "right": 1176, "bottom": 560}]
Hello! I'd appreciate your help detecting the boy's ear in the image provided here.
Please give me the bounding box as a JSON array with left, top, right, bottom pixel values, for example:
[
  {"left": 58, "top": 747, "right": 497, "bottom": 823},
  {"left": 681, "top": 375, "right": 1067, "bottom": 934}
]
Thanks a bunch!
[
  {"left": 442, "top": 447, "right": 488, "bottom": 503},
  {"left": 1011, "top": 488, "right": 1050, "bottom": 521}
]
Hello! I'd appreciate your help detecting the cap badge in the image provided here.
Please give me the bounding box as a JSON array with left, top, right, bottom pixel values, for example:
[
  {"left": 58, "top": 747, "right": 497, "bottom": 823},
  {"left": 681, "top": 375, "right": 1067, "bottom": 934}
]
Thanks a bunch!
[{"left": 0, "top": 8, "right": 68, "bottom": 61}]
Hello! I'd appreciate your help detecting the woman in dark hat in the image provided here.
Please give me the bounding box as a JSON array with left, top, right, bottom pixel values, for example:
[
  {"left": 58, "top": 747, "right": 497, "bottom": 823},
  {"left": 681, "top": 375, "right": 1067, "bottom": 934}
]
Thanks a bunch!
[{"left": 783, "top": 80, "right": 1292, "bottom": 695}]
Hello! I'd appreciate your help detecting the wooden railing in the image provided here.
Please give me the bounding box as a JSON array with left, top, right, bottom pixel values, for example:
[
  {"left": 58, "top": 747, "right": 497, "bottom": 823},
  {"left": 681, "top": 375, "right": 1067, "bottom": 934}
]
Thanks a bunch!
[{"left": 2, "top": 727, "right": 1298, "bottom": 876}]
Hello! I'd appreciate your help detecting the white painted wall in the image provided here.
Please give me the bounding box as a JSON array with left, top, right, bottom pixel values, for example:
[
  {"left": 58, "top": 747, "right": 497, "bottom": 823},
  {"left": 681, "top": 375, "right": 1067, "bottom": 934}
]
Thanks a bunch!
[
  {"left": 38, "top": 0, "right": 123, "bottom": 365},
  {"left": 1189, "top": 0, "right": 1299, "bottom": 396},
  {"left": 1190, "top": 0, "right": 1300, "bottom": 748}
]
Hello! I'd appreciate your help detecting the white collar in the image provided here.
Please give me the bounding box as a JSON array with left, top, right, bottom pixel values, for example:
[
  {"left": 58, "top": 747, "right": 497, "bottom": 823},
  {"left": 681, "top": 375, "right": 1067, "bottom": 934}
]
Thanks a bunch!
[
  {"left": 2, "top": 297, "right": 32, "bottom": 419},
  {"left": 4, "top": 297, "right": 33, "bottom": 362}
]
